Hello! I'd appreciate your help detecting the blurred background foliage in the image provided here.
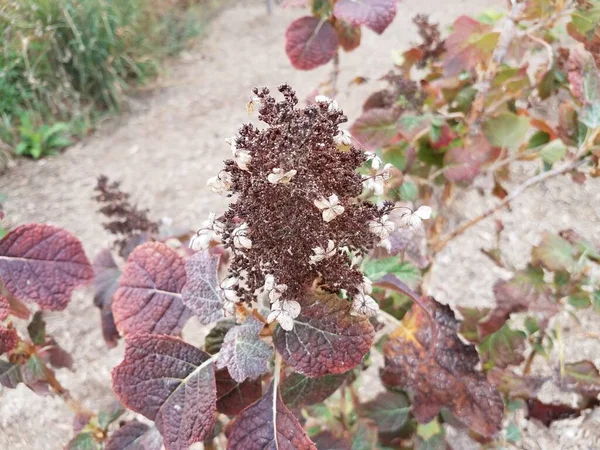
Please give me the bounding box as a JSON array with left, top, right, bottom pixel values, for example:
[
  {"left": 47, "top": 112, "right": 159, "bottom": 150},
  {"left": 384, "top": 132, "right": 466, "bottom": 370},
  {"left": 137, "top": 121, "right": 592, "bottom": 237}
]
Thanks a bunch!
[{"left": 0, "top": 0, "right": 218, "bottom": 162}]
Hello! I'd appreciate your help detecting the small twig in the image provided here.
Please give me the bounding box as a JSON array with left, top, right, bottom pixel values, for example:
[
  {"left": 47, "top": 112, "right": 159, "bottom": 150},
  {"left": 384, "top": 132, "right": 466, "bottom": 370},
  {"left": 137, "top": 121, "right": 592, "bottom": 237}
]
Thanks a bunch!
[
  {"left": 526, "top": 32, "right": 554, "bottom": 77},
  {"left": 467, "top": 0, "right": 524, "bottom": 131},
  {"left": 433, "top": 157, "right": 588, "bottom": 253},
  {"left": 523, "top": 327, "right": 546, "bottom": 376},
  {"left": 329, "top": 52, "right": 340, "bottom": 95}
]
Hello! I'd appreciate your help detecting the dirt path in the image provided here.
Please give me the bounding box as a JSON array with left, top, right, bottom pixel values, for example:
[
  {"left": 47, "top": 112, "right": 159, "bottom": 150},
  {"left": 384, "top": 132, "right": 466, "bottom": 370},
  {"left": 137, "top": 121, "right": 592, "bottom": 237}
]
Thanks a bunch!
[{"left": 2, "top": 0, "right": 600, "bottom": 448}]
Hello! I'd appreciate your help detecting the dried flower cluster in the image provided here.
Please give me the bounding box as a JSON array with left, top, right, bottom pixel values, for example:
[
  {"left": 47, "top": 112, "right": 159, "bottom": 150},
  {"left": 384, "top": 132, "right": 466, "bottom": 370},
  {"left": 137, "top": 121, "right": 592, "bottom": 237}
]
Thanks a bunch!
[
  {"left": 195, "top": 84, "right": 399, "bottom": 329},
  {"left": 413, "top": 14, "right": 445, "bottom": 68},
  {"left": 94, "top": 175, "right": 158, "bottom": 256}
]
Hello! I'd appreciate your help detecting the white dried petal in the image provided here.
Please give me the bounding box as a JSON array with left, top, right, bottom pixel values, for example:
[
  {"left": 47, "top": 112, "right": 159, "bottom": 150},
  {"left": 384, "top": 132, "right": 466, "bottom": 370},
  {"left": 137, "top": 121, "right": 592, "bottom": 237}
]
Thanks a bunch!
[
  {"left": 267, "top": 168, "right": 297, "bottom": 184},
  {"left": 207, "top": 172, "right": 232, "bottom": 194},
  {"left": 415, "top": 205, "right": 432, "bottom": 220},
  {"left": 368, "top": 215, "right": 396, "bottom": 240},
  {"left": 359, "top": 276, "right": 373, "bottom": 295},
  {"left": 378, "top": 238, "right": 392, "bottom": 252},
  {"left": 267, "top": 299, "right": 301, "bottom": 331},
  {"left": 190, "top": 230, "right": 216, "bottom": 251},
  {"left": 351, "top": 293, "right": 379, "bottom": 317},
  {"left": 334, "top": 129, "right": 352, "bottom": 146},
  {"left": 313, "top": 194, "right": 344, "bottom": 222},
  {"left": 232, "top": 223, "right": 252, "bottom": 249},
  {"left": 310, "top": 239, "right": 337, "bottom": 264},
  {"left": 223, "top": 299, "right": 237, "bottom": 317},
  {"left": 268, "top": 283, "right": 288, "bottom": 303},
  {"left": 264, "top": 274, "right": 275, "bottom": 292},
  {"left": 365, "top": 177, "right": 385, "bottom": 196},
  {"left": 314, "top": 95, "right": 339, "bottom": 112},
  {"left": 381, "top": 163, "right": 393, "bottom": 181},
  {"left": 369, "top": 154, "right": 382, "bottom": 171},
  {"left": 235, "top": 149, "right": 252, "bottom": 171},
  {"left": 398, "top": 206, "right": 432, "bottom": 230}
]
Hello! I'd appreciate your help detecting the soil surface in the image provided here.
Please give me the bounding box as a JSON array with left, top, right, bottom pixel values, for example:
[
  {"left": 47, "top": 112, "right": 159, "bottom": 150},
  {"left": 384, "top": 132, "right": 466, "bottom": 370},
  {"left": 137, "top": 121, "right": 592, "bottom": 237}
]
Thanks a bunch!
[{"left": 2, "top": 0, "right": 600, "bottom": 449}]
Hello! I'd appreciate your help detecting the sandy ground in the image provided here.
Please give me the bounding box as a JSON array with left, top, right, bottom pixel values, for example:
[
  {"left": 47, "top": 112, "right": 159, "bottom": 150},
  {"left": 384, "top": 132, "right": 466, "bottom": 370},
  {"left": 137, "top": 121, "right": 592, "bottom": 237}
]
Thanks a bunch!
[{"left": 2, "top": 0, "right": 600, "bottom": 448}]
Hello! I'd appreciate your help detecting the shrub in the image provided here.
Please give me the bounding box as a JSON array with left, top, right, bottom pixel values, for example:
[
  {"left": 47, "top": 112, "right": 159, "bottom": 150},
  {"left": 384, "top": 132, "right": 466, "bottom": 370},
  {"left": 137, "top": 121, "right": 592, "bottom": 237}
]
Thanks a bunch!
[
  {"left": 1, "top": 0, "right": 600, "bottom": 448},
  {"left": 0, "top": 0, "right": 214, "bottom": 158}
]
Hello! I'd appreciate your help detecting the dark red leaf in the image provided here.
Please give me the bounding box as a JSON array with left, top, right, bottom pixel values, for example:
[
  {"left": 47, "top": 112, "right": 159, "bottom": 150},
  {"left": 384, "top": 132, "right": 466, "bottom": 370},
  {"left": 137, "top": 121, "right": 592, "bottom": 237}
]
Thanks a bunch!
[
  {"left": 350, "top": 108, "right": 400, "bottom": 150},
  {"left": 113, "top": 242, "right": 190, "bottom": 336},
  {"left": 93, "top": 249, "right": 121, "bottom": 347},
  {"left": 112, "top": 334, "right": 217, "bottom": 450},
  {"left": 106, "top": 421, "right": 163, "bottom": 450},
  {"left": 334, "top": 20, "right": 362, "bottom": 52},
  {"left": 215, "top": 315, "right": 272, "bottom": 383},
  {"left": 42, "top": 337, "right": 75, "bottom": 371},
  {"left": 382, "top": 297, "right": 504, "bottom": 437},
  {"left": 526, "top": 398, "right": 598, "bottom": 427},
  {"left": 280, "top": 372, "right": 347, "bottom": 409},
  {"left": 181, "top": 251, "right": 224, "bottom": 325},
  {"left": 0, "top": 224, "right": 93, "bottom": 310},
  {"left": 333, "top": 0, "right": 397, "bottom": 34},
  {"left": 285, "top": 16, "right": 338, "bottom": 70},
  {"left": 0, "top": 294, "right": 9, "bottom": 320},
  {"left": 5, "top": 295, "right": 30, "bottom": 319},
  {"left": 215, "top": 368, "right": 263, "bottom": 416},
  {"left": 273, "top": 294, "right": 374, "bottom": 378},
  {"left": 226, "top": 381, "right": 316, "bottom": 449},
  {"left": 443, "top": 135, "right": 496, "bottom": 183},
  {"left": 0, "top": 324, "right": 18, "bottom": 355}
]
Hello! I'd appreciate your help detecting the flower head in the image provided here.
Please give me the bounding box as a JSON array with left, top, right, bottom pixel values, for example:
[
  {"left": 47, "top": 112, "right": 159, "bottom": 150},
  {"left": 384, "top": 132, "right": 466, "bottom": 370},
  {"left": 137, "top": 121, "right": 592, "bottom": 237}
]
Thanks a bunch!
[
  {"left": 207, "top": 172, "right": 233, "bottom": 194},
  {"left": 202, "top": 85, "right": 392, "bottom": 326},
  {"left": 368, "top": 215, "right": 396, "bottom": 240}
]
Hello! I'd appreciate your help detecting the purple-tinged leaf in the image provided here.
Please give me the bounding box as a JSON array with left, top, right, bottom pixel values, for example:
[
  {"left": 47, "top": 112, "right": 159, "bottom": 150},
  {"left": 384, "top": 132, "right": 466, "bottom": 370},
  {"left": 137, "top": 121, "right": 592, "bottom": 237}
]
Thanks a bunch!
[
  {"left": 181, "top": 251, "right": 223, "bottom": 325},
  {"left": 112, "top": 334, "right": 217, "bottom": 450},
  {"left": 113, "top": 242, "right": 190, "bottom": 336},
  {"left": 532, "top": 233, "right": 577, "bottom": 272},
  {"left": 443, "top": 135, "right": 496, "bottom": 183},
  {"left": 280, "top": 372, "right": 347, "bottom": 409},
  {"left": 274, "top": 294, "right": 374, "bottom": 378},
  {"left": 350, "top": 108, "right": 400, "bottom": 151},
  {"left": 226, "top": 381, "right": 316, "bottom": 449},
  {"left": 0, "top": 294, "right": 9, "bottom": 320},
  {"left": 0, "top": 324, "right": 18, "bottom": 355},
  {"left": 215, "top": 315, "right": 272, "bottom": 383},
  {"left": 559, "top": 361, "right": 600, "bottom": 397},
  {"left": 0, "top": 224, "right": 93, "bottom": 310},
  {"left": 106, "top": 421, "right": 163, "bottom": 450},
  {"left": 443, "top": 16, "right": 499, "bottom": 76},
  {"left": 479, "top": 324, "right": 526, "bottom": 369},
  {"left": 42, "top": 337, "right": 75, "bottom": 371},
  {"left": 0, "top": 360, "right": 22, "bottom": 388},
  {"left": 334, "top": 0, "right": 397, "bottom": 34},
  {"left": 215, "top": 368, "right": 263, "bottom": 416},
  {"left": 93, "top": 249, "right": 121, "bottom": 348},
  {"left": 285, "top": 16, "right": 338, "bottom": 70},
  {"left": 352, "top": 419, "right": 379, "bottom": 450}
]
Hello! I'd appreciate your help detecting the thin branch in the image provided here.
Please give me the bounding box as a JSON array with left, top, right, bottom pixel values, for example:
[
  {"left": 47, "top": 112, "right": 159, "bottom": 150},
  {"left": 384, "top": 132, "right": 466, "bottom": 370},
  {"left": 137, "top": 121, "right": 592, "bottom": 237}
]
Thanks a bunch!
[
  {"left": 433, "top": 157, "right": 588, "bottom": 253},
  {"left": 467, "top": 0, "right": 524, "bottom": 131},
  {"left": 329, "top": 52, "right": 340, "bottom": 95}
]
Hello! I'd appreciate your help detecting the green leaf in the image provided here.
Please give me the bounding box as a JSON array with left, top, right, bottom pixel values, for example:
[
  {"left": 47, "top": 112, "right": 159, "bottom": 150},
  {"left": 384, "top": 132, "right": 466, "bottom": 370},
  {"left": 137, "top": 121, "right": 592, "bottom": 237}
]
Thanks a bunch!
[
  {"left": 358, "top": 391, "right": 410, "bottom": 434},
  {"left": 484, "top": 113, "right": 530, "bottom": 149},
  {"left": 97, "top": 402, "right": 125, "bottom": 429},
  {"left": 540, "top": 139, "right": 567, "bottom": 165},
  {"left": 506, "top": 422, "right": 522, "bottom": 442},
  {"left": 66, "top": 433, "right": 100, "bottom": 450},
  {"left": 351, "top": 420, "right": 378, "bottom": 450},
  {"left": 525, "top": 316, "right": 540, "bottom": 335},
  {"left": 532, "top": 233, "right": 577, "bottom": 272},
  {"left": 0, "top": 360, "right": 23, "bottom": 388},
  {"left": 400, "top": 181, "right": 418, "bottom": 201},
  {"left": 528, "top": 131, "right": 550, "bottom": 149},
  {"left": 363, "top": 257, "right": 421, "bottom": 287},
  {"left": 416, "top": 418, "right": 446, "bottom": 449},
  {"left": 27, "top": 311, "right": 46, "bottom": 346},
  {"left": 479, "top": 324, "right": 526, "bottom": 369},
  {"left": 568, "top": 292, "right": 591, "bottom": 309}
]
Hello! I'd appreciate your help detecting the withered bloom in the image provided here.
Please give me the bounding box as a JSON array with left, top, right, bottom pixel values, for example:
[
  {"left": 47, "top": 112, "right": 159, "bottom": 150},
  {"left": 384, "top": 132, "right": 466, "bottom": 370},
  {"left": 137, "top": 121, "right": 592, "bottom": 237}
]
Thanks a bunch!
[{"left": 200, "top": 84, "right": 393, "bottom": 328}]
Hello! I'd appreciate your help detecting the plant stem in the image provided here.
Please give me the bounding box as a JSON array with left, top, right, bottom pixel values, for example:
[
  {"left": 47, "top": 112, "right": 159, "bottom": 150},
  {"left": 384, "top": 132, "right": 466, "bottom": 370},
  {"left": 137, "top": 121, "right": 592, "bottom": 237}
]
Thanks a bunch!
[
  {"left": 523, "top": 328, "right": 546, "bottom": 376},
  {"left": 330, "top": 52, "right": 340, "bottom": 95},
  {"left": 432, "top": 157, "right": 588, "bottom": 253},
  {"left": 467, "top": 0, "right": 523, "bottom": 131}
]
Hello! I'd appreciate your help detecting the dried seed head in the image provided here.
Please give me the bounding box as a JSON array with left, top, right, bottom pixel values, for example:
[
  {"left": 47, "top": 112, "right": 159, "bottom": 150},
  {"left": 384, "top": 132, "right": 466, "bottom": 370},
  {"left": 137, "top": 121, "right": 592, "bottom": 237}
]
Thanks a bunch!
[{"left": 205, "top": 84, "right": 391, "bottom": 322}]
